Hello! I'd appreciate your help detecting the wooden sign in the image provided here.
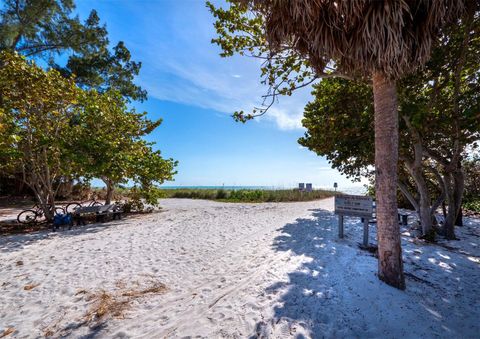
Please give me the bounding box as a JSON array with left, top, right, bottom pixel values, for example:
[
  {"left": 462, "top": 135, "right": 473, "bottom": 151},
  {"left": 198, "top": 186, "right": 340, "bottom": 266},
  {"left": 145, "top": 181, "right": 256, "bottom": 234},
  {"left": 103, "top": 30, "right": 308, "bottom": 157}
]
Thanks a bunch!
[
  {"left": 334, "top": 194, "right": 373, "bottom": 247},
  {"left": 335, "top": 195, "right": 373, "bottom": 217}
]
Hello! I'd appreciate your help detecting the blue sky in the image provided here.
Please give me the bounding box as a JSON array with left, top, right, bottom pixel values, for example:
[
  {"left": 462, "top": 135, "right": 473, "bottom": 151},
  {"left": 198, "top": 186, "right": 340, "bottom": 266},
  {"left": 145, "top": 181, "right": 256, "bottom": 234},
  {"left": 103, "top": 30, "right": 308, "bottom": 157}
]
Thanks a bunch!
[{"left": 75, "top": 0, "right": 365, "bottom": 189}]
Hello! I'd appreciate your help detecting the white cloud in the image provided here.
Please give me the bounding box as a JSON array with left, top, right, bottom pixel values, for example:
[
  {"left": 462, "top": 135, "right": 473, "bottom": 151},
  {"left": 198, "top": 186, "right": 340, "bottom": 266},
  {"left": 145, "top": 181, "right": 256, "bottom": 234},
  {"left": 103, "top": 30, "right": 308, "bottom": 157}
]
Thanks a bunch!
[
  {"left": 265, "top": 108, "right": 304, "bottom": 130},
  {"left": 124, "top": 1, "right": 313, "bottom": 131}
]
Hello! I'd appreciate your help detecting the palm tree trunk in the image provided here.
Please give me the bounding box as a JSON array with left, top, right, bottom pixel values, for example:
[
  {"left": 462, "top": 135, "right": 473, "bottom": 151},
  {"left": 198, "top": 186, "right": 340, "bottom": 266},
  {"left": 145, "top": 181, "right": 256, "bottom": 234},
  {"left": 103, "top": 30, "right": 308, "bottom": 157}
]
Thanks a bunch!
[{"left": 372, "top": 72, "right": 405, "bottom": 290}]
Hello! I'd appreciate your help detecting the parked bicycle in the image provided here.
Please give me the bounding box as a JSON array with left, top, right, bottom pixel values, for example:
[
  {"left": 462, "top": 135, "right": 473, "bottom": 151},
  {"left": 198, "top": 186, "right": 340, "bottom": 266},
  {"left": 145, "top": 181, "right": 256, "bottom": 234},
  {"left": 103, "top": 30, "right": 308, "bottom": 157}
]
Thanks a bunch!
[
  {"left": 17, "top": 204, "right": 65, "bottom": 224},
  {"left": 64, "top": 199, "right": 103, "bottom": 214}
]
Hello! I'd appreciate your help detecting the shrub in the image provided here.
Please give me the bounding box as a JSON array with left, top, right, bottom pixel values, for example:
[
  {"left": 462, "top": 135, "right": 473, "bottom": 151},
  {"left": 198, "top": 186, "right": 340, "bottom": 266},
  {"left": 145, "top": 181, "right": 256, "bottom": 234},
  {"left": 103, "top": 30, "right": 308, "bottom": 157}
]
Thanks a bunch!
[
  {"left": 215, "top": 189, "right": 228, "bottom": 199},
  {"left": 464, "top": 200, "right": 480, "bottom": 213}
]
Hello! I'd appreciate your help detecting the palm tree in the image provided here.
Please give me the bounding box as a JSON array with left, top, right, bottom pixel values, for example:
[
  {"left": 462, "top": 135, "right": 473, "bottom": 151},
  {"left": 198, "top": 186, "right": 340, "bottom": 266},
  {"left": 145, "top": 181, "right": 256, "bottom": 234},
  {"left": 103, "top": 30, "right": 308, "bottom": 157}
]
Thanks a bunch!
[{"left": 227, "top": 0, "right": 465, "bottom": 289}]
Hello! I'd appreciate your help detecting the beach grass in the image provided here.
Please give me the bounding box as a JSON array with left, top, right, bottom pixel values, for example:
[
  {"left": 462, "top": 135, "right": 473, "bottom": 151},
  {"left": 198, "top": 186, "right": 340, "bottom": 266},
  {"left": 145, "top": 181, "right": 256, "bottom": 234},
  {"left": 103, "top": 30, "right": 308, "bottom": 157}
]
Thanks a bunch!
[{"left": 158, "top": 188, "right": 336, "bottom": 203}]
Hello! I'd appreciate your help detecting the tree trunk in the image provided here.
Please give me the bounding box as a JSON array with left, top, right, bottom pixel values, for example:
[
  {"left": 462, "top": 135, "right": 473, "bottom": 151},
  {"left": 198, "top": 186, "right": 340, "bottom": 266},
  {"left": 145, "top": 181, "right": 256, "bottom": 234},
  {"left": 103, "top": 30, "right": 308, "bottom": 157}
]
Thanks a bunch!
[
  {"left": 430, "top": 165, "right": 446, "bottom": 220},
  {"left": 400, "top": 117, "right": 434, "bottom": 238},
  {"left": 23, "top": 166, "right": 55, "bottom": 222},
  {"left": 412, "top": 169, "right": 434, "bottom": 238},
  {"left": 441, "top": 173, "right": 457, "bottom": 239},
  {"left": 31, "top": 185, "right": 54, "bottom": 222},
  {"left": 455, "top": 208, "right": 463, "bottom": 227},
  {"left": 442, "top": 167, "right": 464, "bottom": 237},
  {"left": 403, "top": 161, "right": 433, "bottom": 238},
  {"left": 372, "top": 72, "right": 405, "bottom": 290},
  {"left": 397, "top": 181, "right": 419, "bottom": 214},
  {"left": 105, "top": 180, "right": 114, "bottom": 205},
  {"left": 45, "top": 191, "right": 56, "bottom": 222},
  {"left": 453, "top": 169, "right": 464, "bottom": 227}
]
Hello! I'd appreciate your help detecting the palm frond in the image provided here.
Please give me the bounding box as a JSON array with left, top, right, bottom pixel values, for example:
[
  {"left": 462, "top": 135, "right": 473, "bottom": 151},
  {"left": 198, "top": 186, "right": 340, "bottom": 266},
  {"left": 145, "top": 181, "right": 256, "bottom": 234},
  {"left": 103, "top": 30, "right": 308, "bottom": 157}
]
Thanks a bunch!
[{"left": 237, "top": 0, "right": 466, "bottom": 78}]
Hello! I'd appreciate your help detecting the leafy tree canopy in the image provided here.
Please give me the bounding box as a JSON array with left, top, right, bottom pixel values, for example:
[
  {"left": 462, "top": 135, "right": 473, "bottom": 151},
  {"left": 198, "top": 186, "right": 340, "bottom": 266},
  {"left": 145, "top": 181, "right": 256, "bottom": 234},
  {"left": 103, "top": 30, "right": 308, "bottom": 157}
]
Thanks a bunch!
[
  {"left": 0, "top": 51, "right": 79, "bottom": 215},
  {"left": 299, "top": 78, "right": 373, "bottom": 181},
  {"left": 0, "top": 0, "right": 146, "bottom": 101},
  {"left": 69, "top": 89, "right": 177, "bottom": 202},
  {"left": 300, "top": 5, "right": 480, "bottom": 181}
]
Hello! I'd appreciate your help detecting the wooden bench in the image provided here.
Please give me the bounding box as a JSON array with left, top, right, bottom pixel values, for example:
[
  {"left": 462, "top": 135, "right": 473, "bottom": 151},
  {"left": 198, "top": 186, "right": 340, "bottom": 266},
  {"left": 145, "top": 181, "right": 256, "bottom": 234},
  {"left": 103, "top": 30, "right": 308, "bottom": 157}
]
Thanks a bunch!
[{"left": 73, "top": 204, "right": 123, "bottom": 226}]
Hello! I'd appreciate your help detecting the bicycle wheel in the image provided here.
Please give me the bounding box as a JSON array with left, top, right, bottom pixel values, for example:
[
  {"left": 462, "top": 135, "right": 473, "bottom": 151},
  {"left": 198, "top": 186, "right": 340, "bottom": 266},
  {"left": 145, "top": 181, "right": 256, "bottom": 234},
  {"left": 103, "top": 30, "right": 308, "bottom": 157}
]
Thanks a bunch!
[
  {"left": 54, "top": 206, "right": 65, "bottom": 215},
  {"left": 17, "top": 210, "right": 38, "bottom": 224},
  {"left": 65, "top": 203, "right": 82, "bottom": 214}
]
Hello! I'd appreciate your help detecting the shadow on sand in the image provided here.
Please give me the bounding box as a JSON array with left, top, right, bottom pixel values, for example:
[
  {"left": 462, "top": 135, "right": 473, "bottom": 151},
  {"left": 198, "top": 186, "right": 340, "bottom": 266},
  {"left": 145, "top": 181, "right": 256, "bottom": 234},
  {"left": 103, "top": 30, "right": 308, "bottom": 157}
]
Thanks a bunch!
[
  {"left": 249, "top": 208, "right": 480, "bottom": 338},
  {"left": 0, "top": 216, "right": 140, "bottom": 253}
]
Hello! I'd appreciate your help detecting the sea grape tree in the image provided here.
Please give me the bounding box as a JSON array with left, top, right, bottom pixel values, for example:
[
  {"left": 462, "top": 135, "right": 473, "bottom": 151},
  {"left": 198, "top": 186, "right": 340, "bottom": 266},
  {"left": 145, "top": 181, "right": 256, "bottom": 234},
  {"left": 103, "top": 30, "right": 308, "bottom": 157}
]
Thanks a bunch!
[
  {"left": 69, "top": 90, "right": 177, "bottom": 204},
  {"left": 0, "top": 51, "right": 78, "bottom": 220}
]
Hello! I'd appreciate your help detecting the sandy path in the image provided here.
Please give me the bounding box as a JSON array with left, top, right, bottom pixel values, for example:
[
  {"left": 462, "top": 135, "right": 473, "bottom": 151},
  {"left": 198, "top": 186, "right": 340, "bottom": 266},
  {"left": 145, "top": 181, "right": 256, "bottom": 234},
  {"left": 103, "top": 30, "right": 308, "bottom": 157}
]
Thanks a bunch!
[{"left": 0, "top": 198, "right": 479, "bottom": 338}]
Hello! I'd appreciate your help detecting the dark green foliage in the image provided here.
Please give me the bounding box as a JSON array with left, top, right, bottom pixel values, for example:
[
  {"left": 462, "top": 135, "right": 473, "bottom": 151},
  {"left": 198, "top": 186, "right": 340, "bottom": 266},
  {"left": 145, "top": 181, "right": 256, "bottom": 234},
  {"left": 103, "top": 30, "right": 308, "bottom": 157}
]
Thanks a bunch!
[
  {"left": 364, "top": 179, "right": 415, "bottom": 210},
  {"left": 215, "top": 189, "right": 227, "bottom": 199},
  {"left": 124, "top": 186, "right": 167, "bottom": 210},
  {"left": 61, "top": 40, "right": 147, "bottom": 102},
  {"left": 463, "top": 156, "right": 480, "bottom": 202},
  {"left": 165, "top": 189, "right": 220, "bottom": 200},
  {"left": 228, "top": 190, "right": 264, "bottom": 202},
  {"left": 0, "top": 0, "right": 146, "bottom": 102},
  {"left": 463, "top": 155, "right": 480, "bottom": 212},
  {"left": 0, "top": 0, "right": 102, "bottom": 56},
  {"left": 299, "top": 78, "right": 374, "bottom": 181},
  {"left": 464, "top": 200, "right": 480, "bottom": 213}
]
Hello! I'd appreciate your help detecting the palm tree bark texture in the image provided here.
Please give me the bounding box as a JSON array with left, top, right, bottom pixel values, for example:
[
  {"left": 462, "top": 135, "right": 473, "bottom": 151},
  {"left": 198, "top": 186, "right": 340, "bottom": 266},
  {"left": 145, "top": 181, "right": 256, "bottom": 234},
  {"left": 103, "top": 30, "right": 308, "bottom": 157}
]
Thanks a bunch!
[{"left": 372, "top": 72, "right": 405, "bottom": 289}]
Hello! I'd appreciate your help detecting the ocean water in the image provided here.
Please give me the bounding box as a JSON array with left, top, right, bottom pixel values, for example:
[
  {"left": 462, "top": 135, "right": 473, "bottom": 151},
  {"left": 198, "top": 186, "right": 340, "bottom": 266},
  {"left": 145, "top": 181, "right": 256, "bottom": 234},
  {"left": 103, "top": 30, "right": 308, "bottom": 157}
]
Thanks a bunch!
[{"left": 160, "top": 185, "right": 367, "bottom": 195}]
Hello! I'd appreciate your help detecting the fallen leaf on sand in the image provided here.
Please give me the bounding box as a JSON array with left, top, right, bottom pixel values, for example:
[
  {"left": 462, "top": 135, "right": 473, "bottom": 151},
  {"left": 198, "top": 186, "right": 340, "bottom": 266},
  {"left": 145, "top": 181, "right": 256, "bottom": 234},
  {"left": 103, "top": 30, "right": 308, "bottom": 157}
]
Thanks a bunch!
[
  {"left": 0, "top": 327, "right": 15, "bottom": 338},
  {"left": 24, "top": 284, "right": 39, "bottom": 291},
  {"left": 44, "top": 329, "right": 54, "bottom": 337}
]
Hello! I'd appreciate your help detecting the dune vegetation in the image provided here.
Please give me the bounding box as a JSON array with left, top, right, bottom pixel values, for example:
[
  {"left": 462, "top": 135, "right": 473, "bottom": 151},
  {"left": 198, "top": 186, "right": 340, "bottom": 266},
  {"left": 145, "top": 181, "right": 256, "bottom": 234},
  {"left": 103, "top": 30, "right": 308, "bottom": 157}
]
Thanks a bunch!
[{"left": 158, "top": 188, "right": 336, "bottom": 203}]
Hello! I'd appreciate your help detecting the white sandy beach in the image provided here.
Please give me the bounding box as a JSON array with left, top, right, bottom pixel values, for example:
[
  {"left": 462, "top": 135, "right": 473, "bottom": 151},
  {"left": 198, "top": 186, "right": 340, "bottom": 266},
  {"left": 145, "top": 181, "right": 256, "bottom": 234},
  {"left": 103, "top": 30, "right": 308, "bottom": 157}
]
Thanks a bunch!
[{"left": 1, "top": 197, "right": 479, "bottom": 338}]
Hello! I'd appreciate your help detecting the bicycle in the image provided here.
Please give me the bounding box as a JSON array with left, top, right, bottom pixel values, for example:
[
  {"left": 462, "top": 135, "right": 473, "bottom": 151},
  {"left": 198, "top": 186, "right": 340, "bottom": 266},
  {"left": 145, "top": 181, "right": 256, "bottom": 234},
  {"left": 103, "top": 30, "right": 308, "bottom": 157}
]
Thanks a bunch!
[
  {"left": 64, "top": 199, "right": 103, "bottom": 214},
  {"left": 17, "top": 204, "right": 65, "bottom": 224}
]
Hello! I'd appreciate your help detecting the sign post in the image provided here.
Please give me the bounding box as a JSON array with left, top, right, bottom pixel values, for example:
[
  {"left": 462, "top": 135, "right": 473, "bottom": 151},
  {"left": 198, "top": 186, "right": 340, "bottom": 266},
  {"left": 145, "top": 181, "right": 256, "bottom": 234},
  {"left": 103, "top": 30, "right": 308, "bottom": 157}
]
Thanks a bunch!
[
  {"left": 338, "top": 214, "right": 344, "bottom": 238},
  {"left": 334, "top": 195, "right": 373, "bottom": 247}
]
